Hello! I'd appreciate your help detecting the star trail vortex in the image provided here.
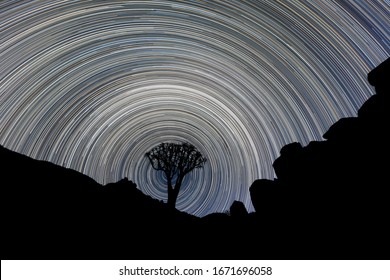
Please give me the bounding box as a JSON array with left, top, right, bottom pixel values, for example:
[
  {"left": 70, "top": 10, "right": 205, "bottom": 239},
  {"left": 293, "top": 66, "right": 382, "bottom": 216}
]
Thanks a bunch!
[{"left": 0, "top": 1, "right": 389, "bottom": 216}]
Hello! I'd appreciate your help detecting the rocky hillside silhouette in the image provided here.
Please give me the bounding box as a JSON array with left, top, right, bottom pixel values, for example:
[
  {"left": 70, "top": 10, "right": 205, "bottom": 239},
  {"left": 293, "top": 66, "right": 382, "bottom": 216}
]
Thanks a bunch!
[
  {"left": 2, "top": 58, "right": 389, "bottom": 260},
  {"left": 1, "top": 144, "right": 258, "bottom": 259},
  {"left": 1, "top": 145, "right": 208, "bottom": 259},
  {"left": 251, "top": 57, "right": 390, "bottom": 259}
]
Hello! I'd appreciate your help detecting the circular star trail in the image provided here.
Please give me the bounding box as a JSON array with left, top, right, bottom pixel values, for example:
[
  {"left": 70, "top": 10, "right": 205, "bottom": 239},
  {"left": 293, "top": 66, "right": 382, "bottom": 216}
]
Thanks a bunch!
[{"left": 0, "top": 1, "right": 389, "bottom": 217}]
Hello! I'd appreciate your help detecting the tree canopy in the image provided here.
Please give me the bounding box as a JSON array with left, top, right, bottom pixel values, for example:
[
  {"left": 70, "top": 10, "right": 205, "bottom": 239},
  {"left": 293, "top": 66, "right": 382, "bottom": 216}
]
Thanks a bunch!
[{"left": 146, "top": 142, "right": 207, "bottom": 209}]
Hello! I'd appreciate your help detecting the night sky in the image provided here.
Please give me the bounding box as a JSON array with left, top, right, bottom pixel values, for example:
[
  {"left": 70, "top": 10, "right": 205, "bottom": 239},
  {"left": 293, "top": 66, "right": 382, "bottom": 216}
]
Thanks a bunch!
[{"left": 0, "top": 1, "right": 389, "bottom": 217}]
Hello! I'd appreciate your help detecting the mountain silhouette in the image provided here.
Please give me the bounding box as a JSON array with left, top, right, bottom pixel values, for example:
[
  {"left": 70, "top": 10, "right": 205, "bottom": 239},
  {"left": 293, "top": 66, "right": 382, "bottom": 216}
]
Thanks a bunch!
[{"left": 2, "top": 57, "right": 389, "bottom": 260}]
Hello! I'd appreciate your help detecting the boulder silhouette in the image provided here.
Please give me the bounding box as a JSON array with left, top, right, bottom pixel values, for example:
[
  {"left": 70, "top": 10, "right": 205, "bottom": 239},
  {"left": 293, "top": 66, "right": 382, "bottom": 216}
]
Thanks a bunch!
[
  {"left": 229, "top": 200, "right": 248, "bottom": 217},
  {"left": 322, "top": 117, "right": 360, "bottom": 141},
  {"left": 249, "top": 179, "right": 280, "bottom": 214},
  {"left": 367, "top": 57, "right": 390, "bottom": 93}
]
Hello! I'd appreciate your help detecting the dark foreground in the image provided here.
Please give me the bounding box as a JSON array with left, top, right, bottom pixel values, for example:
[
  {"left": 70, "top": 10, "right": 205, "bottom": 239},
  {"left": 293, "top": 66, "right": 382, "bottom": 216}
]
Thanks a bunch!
[{"left": 2, "top": 58, "right": 389, "bottom": 260}]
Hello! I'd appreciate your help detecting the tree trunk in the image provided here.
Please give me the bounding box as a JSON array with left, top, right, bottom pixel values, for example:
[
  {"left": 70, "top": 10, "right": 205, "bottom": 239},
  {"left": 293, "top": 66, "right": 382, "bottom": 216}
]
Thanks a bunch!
[
  {"left": 167, "top": 180, "right": 175, "bottom": 209},
  {"left": 167, "top": 187, "right": 179, "bottom": 209},
  {"left": 167, "top": 176, "right": 184, "bottom": 209}
]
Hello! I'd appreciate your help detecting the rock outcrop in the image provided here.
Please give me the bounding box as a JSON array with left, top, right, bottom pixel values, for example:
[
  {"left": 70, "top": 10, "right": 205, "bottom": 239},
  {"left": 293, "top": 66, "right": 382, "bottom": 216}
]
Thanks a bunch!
[{"left": 250, "top": 58, "right": 390, "bottom": 258}]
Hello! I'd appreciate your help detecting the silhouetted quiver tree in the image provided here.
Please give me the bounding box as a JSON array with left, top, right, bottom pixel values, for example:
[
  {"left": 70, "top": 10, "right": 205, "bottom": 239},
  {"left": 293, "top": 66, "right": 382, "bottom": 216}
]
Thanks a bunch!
[{"left": 146, "top": 142, "right": 207, "bottom": 209}]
